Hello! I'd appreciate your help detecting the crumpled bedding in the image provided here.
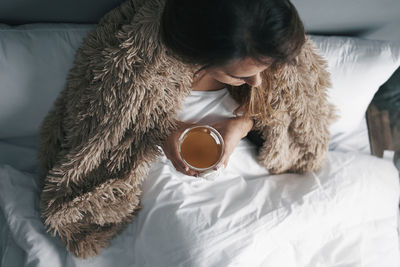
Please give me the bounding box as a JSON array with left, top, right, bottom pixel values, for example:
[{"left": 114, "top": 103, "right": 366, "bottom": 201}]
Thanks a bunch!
[
  {"left": 0, "top": 146, "right": 399, "bottom": 267},
  {"left": 0, "top": 89, "right": 399, "bottom": 266}
]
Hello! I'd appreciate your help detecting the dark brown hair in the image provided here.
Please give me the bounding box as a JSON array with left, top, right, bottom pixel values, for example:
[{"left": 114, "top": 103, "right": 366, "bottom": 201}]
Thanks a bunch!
[{"left": 161, "top": 0, "right": 305, "bottom": 117}]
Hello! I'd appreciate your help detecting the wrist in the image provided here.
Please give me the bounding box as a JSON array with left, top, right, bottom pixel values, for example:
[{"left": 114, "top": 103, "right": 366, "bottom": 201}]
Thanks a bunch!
[{"left": 236, "top": 116, "right": 254, "bottom": 138}]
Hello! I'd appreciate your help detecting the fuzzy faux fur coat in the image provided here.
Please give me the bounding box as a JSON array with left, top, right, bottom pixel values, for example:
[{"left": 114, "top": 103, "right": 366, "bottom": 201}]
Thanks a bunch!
[{"left": 38, "top": 0, "right": 335, "bottom": 258}]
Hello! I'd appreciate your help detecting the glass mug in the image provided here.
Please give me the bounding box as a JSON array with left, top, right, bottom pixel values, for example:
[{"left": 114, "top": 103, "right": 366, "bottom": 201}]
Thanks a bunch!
[{"left": 178, "top": 125, "right": 225, "bottom": 175}]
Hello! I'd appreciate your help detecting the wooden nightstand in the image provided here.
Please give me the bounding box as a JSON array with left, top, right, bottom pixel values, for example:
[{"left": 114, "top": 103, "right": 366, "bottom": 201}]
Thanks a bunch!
[
  {"left": 366, "top": 103, "right": 400, "bottom": 168},
  {"left": 366, "top": 65, "right": 400, "bottom": 168}
]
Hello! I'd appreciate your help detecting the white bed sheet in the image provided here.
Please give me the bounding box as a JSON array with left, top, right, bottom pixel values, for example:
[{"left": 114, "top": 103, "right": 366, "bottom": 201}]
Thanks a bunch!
[
  {"left": 0, "top": 146, "right": 399, "bottom": 267},
  {"left": 0, "top": 89, "right": 399, "bottom": 267}
]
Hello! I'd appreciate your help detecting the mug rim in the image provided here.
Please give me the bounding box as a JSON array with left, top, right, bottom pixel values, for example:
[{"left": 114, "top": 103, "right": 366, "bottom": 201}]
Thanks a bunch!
[{"left": 178, "top": 125, "right": 225, "bottom": 172}]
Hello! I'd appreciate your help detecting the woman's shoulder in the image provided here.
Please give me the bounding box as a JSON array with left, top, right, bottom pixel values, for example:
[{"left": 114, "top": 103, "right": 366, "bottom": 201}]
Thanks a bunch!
[
  {"left": 70, "top": 0, "right": 172, "bottom": 85},
  {"left": 272, "top": 36, "right": 331, "bottom": 95}
]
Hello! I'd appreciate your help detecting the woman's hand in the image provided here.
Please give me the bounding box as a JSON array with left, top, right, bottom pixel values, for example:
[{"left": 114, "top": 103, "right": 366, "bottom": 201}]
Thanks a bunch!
[
  {"left": 161, "top": 121, "right": 200, "bottom": 176},
  {"left": 211, "top": 116, "right": 254, "bottom": 168}
]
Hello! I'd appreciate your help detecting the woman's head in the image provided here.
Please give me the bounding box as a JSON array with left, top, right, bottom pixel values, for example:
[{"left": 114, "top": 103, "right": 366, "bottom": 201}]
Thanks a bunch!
[
  {"left": 161, "top": 0, "right": 305, "bottom": 74},
  {"left": 161, "top": 0, "right": 306, "bottom": 117}
]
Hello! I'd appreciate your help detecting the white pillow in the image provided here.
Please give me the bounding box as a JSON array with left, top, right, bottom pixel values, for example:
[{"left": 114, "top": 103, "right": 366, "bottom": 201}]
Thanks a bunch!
[
  {"left": 0, "top": 23, "right": 94, "bottom": 138},
  {"left": 0, "top": 24, "right": 399, "bottom": 144},
  {"left": 309, "top": 35, "right": 400, "bottom": 145}
]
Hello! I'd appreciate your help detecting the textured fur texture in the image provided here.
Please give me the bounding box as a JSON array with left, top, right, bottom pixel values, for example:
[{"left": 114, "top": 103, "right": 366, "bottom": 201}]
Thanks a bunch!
[{"left": 38, "top": 0, "right": 335, "bottom": 258}]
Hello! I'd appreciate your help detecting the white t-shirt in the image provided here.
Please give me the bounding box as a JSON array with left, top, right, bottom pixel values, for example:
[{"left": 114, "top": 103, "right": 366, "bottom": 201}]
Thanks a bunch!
[{"left": 178, "top": 88, "right": 240, "bottom": 125}]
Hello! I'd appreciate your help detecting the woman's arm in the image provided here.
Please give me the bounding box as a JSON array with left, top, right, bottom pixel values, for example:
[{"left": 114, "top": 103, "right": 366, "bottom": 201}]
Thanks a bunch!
[
  {"left": 38, "top": 0, "right": 193, "bottom": 258},
  {"left": 255, "top": 38, "right": 336, "bottom": 174}
]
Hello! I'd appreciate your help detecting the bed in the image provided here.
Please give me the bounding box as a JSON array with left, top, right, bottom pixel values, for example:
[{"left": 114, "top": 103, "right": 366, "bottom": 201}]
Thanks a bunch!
[{"left": 1, "top": 1, "right": 400, "bottom": 267}]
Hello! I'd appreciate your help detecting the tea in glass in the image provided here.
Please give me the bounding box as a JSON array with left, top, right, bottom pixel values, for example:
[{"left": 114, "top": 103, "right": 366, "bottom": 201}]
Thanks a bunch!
[{"left": 178, "top": 125, "right": 224, "bottom": 171}]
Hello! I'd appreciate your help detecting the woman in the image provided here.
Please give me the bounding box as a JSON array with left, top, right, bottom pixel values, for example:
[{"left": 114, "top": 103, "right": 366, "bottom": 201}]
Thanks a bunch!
[
  {"left": 38, "top": 0, "right": 335, "bottom": 258},
  {"left": 161, "top": 0, "right": 309, "bottom": 177}
]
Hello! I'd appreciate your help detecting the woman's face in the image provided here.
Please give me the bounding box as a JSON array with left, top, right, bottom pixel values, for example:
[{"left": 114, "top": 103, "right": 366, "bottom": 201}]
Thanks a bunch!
[{"left": 206, "top": 57, "right": 270, "bottom": 87}]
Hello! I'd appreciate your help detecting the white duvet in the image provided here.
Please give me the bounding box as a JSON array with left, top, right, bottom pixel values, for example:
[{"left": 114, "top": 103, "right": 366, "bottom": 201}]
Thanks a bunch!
[{"left": 1, "top": 89, "right": 399, "bottom": 267}]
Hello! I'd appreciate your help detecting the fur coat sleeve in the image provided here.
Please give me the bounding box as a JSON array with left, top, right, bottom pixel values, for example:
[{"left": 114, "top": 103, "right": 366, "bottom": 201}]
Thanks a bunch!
[
  {"left": 38, "top": 0, "right": 193, "bottom": 258},
  {"left": 253, "top": 38, "right": 336, "bottom": 174}
]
